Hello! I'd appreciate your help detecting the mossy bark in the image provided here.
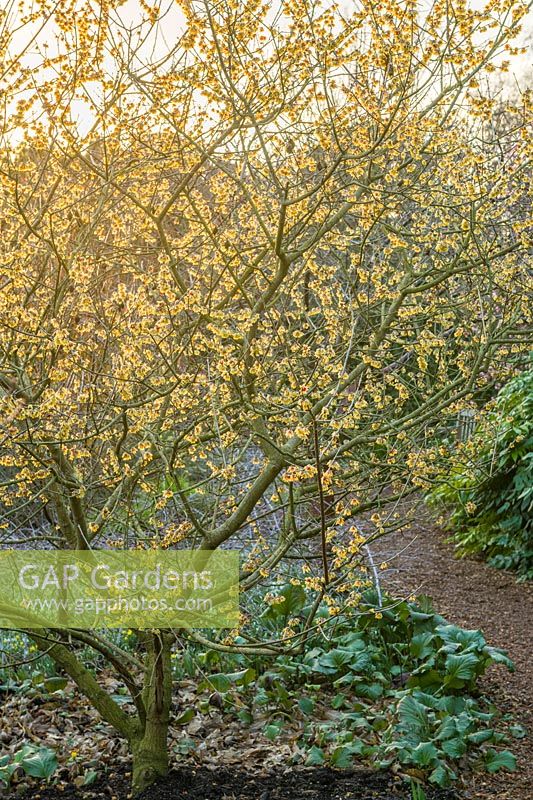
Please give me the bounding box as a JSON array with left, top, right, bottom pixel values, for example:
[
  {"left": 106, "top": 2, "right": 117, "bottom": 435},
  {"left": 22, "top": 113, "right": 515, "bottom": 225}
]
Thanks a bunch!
[
  {"left": 30, "top": 630, "right": 173, "bottom": 797},
  {"left": 130, "top": 632, "right": 173, "bottom": 796},
  {"left": 131, "top": 723, "right": 169, "bottom": 796}
]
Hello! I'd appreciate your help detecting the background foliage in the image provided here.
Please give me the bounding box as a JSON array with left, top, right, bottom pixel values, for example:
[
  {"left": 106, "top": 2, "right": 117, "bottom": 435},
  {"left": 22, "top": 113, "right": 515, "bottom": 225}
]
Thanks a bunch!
[{"left": 430, "top": 366, "right": 533, "bottom": 580}]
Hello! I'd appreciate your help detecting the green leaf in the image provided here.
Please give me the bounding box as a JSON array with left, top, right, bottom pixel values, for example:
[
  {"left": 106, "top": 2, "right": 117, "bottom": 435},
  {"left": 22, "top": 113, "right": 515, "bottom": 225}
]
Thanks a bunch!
[
  {"left": 330, "top": 746, "right": 355, "bottom": 768},
  {"left": 305, "top": 746, "right": 325, "bottom": 766},
  {"left": 441, "top": 696, "right": 466, "bottom": 715},
  {"left": 344, "top": 738, "right": 367, "bottom": 755},
  {"left": 484, "top": 749, "right": 517, "bottom": 773},
  {"left": 13, "top": 745, "right": 36, "bottom": 763},
  {"left": 509, "top": 724, "right": 527, "bottom": 739},
  {"left": 264, "top": 723, "right": 283, "bottom": 741},
  {"left": 454, "top": 711, "right": 475, "bottom": 736},
  {"left": 263, "top": 584, "right": 306, "bottom": 618},
  {"left": 407, "top": 668, "right": 442, "bottom": 690},
  {"left": 485, "top": 647, "right": 514, "bottom": 671},
  {"left": 201, "top": 673, "right": 231, "bottom": 692},
  {"left": 441, "top": 737, "right": 467, "bottom": 759},
  {"left": 437, "top": 625, "right": 486, "bottom": 650},
  {"left": 331, "top": 693, "right": 346, "bottom": 709},
  {"left": 182, "top": 651, "right": 196, "bottom": 676},
  {"left": 436, "top": 717, "right": 457, "bottom": 741},
  {"left": 255, "top": 688, "right": 269, "bottom": 705},
  {"left": 355, "top": 682, "right": 383, "bottom": 700},
  {"left": 444, "top": 652, "right": 480, "bottom": 684},
  {"left": 175, "top": 708, "right": 195, "bottom": 725},
  {"left": 20, "top": 748, "right": 58, "bottom": 779},
  {"left": 410, "top": 632, "right": 436, "bottom": 659},
  {"left": 372, "top": 714, "right": 388, "bottom": 732},
  {"left": 410, "top": 742, "right": 438, "bottom": 767},
  {"left": 81, "top": 769, "right": 98, "bottom": 786},
  {"left": 467, "top": 729, "right": 495, "bottom": 745},
  {"left": 318, "top": 648, "right": 354, "bottom": 671},
  {"left": 412, "top": 691, "right": 443, "bottom": 711},
  {"left": 298, "top": 697, "right": 315, "bottom": 715},
  {"left": 0, "top": 761, "right": 16, "bottom": 788},
  {"left": 226, "top": 668, "right": 256, "bottom": 687},
  {"left": 409, "top": 779, "right": 427, "bottom": 799},
  {"left": 397, "top": 695, "right": 430, "bottom": 734},
  {"left": 429, "top": 763, "right": 454, "bottom": 787}
]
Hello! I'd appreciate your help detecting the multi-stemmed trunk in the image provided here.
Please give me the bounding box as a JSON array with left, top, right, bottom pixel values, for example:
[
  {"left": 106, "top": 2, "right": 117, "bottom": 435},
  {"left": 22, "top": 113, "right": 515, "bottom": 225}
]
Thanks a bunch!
[{"left": 30, "top": 629, "right": 174, "bottom": 797}]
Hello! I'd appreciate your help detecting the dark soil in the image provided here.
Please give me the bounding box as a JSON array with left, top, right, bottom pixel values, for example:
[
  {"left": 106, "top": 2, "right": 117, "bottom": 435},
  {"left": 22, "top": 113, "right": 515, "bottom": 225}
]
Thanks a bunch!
[
  {"left": 19, "top": 766, "right": 458, "bottom": 800},
  {"left": 374, "top": 515, "right": 533, "bottom": 800}
]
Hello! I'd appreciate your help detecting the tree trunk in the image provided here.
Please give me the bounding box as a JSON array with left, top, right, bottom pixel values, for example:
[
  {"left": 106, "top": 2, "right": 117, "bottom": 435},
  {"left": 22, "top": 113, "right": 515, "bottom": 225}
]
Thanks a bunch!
[
  {"left": 30, "top": 629, "right": 174, "bottom": 797},
  {"left": 131, "top": 631, "right": 173, "bottom": 796},
  {"left": 131, "top": 723, "right": 169, "bottom": 796}
]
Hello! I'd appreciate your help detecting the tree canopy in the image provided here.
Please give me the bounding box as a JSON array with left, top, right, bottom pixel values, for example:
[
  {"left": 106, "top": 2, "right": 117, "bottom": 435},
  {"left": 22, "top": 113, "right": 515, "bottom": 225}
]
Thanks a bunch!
[{"left": 0, "top": 0, "right": 531, "bottom": 793}]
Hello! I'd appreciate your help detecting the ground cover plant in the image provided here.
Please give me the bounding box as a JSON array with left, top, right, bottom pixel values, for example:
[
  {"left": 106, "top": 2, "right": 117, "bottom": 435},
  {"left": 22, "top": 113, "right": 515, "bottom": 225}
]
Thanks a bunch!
[
  {"left": 0, "top": 0, "right": 531, "bottom": 795},
  {"left": 0, "top": 589, "right": 523, "bottom": 796},
  {"left": 186, "top": 590, "right": 518, "bottom": 788}
]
